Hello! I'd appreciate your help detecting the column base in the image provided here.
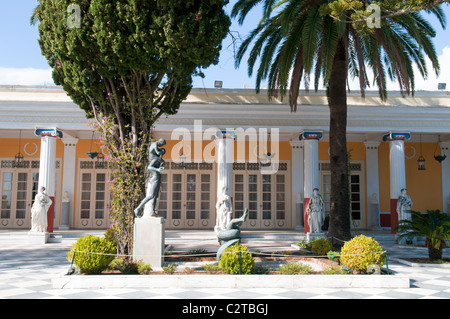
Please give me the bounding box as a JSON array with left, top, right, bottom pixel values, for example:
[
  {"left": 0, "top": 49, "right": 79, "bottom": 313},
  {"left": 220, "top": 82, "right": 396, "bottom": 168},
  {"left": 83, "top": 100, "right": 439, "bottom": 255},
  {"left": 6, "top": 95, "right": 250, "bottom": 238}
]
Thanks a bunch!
[{"left": 390, "top": 199, "right": 398, "bottom": 233}]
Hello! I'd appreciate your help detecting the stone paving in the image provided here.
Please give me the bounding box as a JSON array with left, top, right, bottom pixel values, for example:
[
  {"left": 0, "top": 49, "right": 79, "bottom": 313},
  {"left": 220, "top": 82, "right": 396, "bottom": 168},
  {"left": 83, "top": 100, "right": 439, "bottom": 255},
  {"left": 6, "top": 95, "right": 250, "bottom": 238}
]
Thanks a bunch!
[{"left": 1, "top": 230, "right": 450, "bottom": 300}]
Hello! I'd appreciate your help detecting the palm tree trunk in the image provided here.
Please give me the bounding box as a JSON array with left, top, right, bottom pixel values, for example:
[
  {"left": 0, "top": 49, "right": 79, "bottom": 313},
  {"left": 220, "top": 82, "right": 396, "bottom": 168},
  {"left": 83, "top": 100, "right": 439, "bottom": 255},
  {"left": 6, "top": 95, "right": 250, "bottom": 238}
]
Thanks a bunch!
[
  {"left": 426, "top": 238, "right": 444, "bottom": 261},
  {"left": 327, "top": 37, "right": 352, "bottom": 246}
]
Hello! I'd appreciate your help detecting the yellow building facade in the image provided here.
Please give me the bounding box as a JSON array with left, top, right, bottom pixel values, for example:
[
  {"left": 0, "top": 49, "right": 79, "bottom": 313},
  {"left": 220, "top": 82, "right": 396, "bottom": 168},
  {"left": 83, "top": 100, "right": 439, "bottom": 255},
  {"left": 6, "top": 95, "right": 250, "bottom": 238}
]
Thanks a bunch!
[{"left": 0, "top": 86, "right": 449, "bottom": 232}]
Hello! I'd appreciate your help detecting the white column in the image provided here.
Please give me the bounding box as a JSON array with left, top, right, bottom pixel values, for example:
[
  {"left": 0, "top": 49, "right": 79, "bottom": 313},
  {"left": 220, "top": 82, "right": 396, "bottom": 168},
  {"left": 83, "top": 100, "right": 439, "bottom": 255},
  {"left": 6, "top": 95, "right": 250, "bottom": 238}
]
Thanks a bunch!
[
  {"left": 439, "top": 141, "right": 450, "bottom": 214},
  {"left": 364, "top": 141, "right": 381, "bottom": 230},
  {"left": 34, "top": 128, "right": 63, "bottom": 232},
  {"left": 60, "top": 137, "right": 78, "bottom": 229},
  {"left": 383, "top": 132, "right": 410, "bottom": 231},
  {"left": 215, "top": 131, "right": 234, "bottom": 196},
  {"left": 214, "top": 130, "right": 234, "bottom": 231},
  {"left": 301, "top": 131, "right": 322, "bottom": 233},
  {"left": 290, "top": 140, "right": 304, "bottom": 230}
]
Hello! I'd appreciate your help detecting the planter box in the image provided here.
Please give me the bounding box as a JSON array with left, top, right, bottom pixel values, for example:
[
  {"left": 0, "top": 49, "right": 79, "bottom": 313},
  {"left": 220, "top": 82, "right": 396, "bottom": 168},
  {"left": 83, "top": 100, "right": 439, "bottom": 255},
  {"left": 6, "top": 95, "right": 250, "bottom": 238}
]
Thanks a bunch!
[{"left": 52, "top": 273, "right": 410, "bottom": 289}]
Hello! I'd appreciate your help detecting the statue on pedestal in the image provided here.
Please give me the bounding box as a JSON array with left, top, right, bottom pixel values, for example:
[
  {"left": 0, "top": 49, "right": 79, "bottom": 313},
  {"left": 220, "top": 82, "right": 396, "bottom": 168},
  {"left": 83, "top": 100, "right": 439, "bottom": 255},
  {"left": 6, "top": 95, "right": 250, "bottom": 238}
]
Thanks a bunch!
[
  {"left": 30, "top": 186, "right": 52, "bottom": 233},
  {"left": 134, "top": 138, "right": 166, "bottom": 218},
  {"left": 397, "top": 188, "right": 413, "bottom": 221},
  {"left": 214, "top": 186, "right": 232, "bottom": 233},
  {"left": 306, "top": 188, "right": 325, "bottom": 233}
]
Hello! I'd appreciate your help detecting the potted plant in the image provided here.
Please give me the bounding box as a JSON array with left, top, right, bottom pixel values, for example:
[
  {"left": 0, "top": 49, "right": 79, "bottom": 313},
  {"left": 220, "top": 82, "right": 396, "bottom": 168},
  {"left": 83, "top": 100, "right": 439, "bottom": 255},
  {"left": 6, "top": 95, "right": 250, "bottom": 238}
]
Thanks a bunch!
[{"left": 395, "top": 210, "right": 450, "bottom": 261}]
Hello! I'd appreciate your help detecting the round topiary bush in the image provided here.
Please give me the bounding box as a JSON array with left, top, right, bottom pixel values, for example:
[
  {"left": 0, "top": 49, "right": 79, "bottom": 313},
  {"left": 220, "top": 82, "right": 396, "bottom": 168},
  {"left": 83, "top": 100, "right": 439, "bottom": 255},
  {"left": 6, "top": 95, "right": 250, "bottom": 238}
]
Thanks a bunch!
[
  {"left": 219, "top": 242, "right": 254, "bottom": 274},
  {"left": 311, "top": 238, "right": 332, "bottom": 255},
  {"left": 67, "top": 235, "right": 116, "bottom": 274},
  {"left": 339, "top": 235, "right": 385, "bottom": 273}
]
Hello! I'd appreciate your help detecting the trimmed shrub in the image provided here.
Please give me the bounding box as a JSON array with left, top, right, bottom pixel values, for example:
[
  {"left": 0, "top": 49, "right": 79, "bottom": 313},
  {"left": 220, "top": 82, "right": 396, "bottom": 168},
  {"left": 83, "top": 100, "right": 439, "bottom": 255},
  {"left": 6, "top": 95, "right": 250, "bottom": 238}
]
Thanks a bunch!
[
  {"left": 339, "top": 235, "right": 385, "bottom": 273},
  {"left": 278, "top": 262, "right": 314, "bottom": 275},
  {"left": 311, "top": 238, "right": 332, "bottom": 255},
  {"left": 219, "top": 243, "right": 254, "bottom": 274},
  {"left": 138, "top": 263, "right": 153, "bottom": 275},
  {"left": 67, "top": 235, "right": 116, "bottom": 274}
]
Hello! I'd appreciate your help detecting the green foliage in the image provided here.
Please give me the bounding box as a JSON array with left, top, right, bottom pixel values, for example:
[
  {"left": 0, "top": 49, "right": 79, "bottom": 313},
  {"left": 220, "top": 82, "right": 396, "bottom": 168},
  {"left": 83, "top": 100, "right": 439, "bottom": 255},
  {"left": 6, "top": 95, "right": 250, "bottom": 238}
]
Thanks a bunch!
[
  {"left": 339, "top": 235, "right": 385, "bottom": 273},
  {"left": 163, "top": 263, "right": 176, "bottom": 274},
  {"left": 104, "top": 227, "right": 117, "bottom": 247},
  {"left": 108, "top": 258, "right": 151, "bottom": 274},
  {"left": 311, "top": 238, "right": 332, "bottom": 255},
  {"left": 138, "top": 263, "right": 153, "bottom": 275},
  {"left": 327, "top": 250, "right": 340, "bottom": 261},
  {"left": 219, "top": 243, "right": 254, "bottom": 274},
  {"left": 67, "top": 235, "right": 116, "bottom": 274},
  {"left": 252, "top": 264, "right": 271, "bottom": 274},
  {"left": 188, "top": 249, "right": 208, "bottom": 255},
  {"left": 322, "top": 265, "right": 350, "bottom": 274},
  {"left": 278, "top": 262, "right": 314, "bottom": 275},
  {"left": 396, "top": 210, "right": 450, "bottom": 261},
  {"left": 202, "top": 264, "right": 222, "bottom": 273},
  {"left": 36, "top": 0, "right": 230, "bottom": 258},
  {"left": 232, "top": 0, "right": 443, "bottom": 104}
]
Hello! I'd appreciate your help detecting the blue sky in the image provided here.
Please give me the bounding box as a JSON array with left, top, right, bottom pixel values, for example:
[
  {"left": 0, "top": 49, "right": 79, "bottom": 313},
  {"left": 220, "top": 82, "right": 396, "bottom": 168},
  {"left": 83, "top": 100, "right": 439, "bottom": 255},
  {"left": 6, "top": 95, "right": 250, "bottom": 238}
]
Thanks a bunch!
[{"left": 0, "top": 0, "right": 449, "bottom": 90}]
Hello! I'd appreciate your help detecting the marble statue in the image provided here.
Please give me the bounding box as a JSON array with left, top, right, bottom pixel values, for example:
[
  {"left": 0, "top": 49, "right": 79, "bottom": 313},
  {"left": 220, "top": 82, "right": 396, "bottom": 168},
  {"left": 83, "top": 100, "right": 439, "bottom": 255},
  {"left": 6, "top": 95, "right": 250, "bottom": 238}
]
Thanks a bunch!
[
  {"left": 134, "top": 139, "right": 166, "bottom": 218},
  {"left": 306, "top": 188, "right": 325, "bottom": 233},
  {"left": 216, "top": 208, "right": 249, "bottom": 261},
  {"left": 214, "top": 186, "right": 232, "bottom": 233},
  {"left": 397, "top": 188, "right": 413, "bottom": 221},
  {"left": 30, "top": 186, "right": 52, "bottom": 233}
]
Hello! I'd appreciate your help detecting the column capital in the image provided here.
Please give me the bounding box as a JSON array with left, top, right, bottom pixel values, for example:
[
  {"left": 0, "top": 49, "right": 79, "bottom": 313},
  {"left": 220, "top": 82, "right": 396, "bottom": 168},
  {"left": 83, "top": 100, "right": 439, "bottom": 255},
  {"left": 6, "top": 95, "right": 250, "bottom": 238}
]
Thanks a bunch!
[
  {"left": 382, "top": 132, "right": 410, "bottom": 142},
  {"left": 439, "top": 141, "right": 450, "bottom": 148},
  {"left": 289, "top": 140, "right": 303, "bottom": 148},
  {"left": 299, "top": 131, "right": 323, "bottom": 140},
  {"left": 61, "top": 137, "right": 79, "bottom": 146},
  {"left": 214, "top": 130, "right": 235, "bottom": 140},
  {"left": 364, "top": 141, "right": 381, "bottom": 149},
  {"left": 34, "top": 128, "right": 63, "bottom": 138}
]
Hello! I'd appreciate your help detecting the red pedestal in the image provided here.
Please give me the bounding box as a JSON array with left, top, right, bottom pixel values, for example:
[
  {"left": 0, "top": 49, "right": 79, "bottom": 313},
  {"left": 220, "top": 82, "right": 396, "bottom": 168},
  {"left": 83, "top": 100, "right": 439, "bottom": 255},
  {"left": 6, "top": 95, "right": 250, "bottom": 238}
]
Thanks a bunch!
[
  {"left": 47, "top": 196, "right": 55, "bottom": 233},
  {"left": 390, "top": 198, "right": 398, "bottom": 234},
  {"left": 303, "top": 197, "right": 310, "bottom": 233}
]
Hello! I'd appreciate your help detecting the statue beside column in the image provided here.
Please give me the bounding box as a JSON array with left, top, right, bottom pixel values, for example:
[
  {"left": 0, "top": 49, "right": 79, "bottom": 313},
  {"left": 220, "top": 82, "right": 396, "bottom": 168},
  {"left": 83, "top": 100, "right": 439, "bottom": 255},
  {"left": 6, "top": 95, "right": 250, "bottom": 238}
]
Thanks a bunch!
[
  {"left": 397, "top": 188, "right": 413, "bottom": 221},
  {"left": 28, "top": 186, "right": 52, "bottom": 244},
  {"left": 306, "top": 188, "right": 325, "bottom": 234}
]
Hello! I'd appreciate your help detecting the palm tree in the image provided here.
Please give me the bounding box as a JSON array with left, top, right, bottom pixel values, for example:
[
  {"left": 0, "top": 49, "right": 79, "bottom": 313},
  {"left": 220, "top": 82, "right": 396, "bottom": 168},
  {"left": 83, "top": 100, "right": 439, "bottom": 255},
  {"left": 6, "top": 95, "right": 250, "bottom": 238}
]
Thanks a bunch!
[
  {"left": 232, "top": 0, "right": 445, "bottom": 244},
  {"left": 396, "top": 210, "right": 450, "bottom": 261}
]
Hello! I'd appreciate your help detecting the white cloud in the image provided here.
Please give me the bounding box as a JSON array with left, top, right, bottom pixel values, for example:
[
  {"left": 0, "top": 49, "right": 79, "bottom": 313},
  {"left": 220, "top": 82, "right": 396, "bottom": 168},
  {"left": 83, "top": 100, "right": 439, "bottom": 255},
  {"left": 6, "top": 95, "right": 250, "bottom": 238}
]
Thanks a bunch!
[
  {"left": 0, "top": 67, "right": 54, "bottom": 86},
  {"left": 408, "top": 46, "right": 450, "bottom": 91},
  {"left": 347, "top": 46, "right": 450, "bottom": 92}
]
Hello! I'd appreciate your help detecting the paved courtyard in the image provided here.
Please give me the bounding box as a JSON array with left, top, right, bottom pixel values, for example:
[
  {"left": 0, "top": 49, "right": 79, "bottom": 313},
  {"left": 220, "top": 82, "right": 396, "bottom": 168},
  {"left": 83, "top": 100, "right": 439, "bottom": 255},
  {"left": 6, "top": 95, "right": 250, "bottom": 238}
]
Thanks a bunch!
[{"left": 1, "top": 230, "right": 450, "bottom": 300}]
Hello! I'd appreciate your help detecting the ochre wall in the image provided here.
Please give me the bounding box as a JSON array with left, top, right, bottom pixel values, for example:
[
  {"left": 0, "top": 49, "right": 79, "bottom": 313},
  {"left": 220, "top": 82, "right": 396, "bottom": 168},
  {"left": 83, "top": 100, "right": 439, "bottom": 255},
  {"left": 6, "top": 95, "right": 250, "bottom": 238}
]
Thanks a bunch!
[
  {"left": 378, "top": 142, "right": 443, "bottom": 213},
  {"left": 0, "top": 137, "right": 444, "bottom": 229}
]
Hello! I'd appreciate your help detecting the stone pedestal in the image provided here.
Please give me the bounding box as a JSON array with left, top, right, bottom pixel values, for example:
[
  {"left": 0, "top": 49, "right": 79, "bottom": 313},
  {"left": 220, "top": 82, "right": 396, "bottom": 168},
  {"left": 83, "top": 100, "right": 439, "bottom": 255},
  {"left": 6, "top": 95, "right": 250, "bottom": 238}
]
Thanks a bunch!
[
  {"left": 28, "top": 231, "right": 50, "bottom": 244},
  {"left": 59, "top": 201, "right": 70, "bottom": 230},
  {"left": 133, "top": 217, "right": 165, "bottom": 269},
  {"left": 306, "top": 232, "right": 325, "bottom": 243}
]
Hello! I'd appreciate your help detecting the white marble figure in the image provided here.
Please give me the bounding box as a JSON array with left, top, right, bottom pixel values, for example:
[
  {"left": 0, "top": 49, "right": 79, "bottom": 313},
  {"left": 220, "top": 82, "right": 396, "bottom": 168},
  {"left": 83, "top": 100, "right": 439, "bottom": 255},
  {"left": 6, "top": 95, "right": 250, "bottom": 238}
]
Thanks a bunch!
[
  {"left": 30, "top": 186, "right": 52, "bottom": 233},
  {"left": 397, "top": 188, "right": 413, "bottom": 221},
  {"left": 62, "top": 191, "right": 70, "bottom": 202},
  {"left": 306, "top": 188, "right": 325, "bottom": 233},
  {"left": 214, "top": 186, "right": 232, "bottom": 233}
]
